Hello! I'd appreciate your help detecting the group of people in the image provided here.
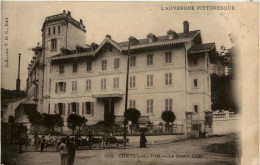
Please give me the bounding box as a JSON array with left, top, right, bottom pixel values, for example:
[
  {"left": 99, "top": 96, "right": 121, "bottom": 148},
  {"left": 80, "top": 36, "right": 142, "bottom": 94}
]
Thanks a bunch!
[{"left": 58, "top": 136, "right": 77, "bottom": 165}]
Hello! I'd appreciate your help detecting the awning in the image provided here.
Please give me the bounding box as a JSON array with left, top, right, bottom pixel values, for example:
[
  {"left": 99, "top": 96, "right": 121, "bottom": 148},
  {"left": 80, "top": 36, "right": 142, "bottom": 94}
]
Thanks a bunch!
[
  {"left": 138, "top": 116, "right": 150, "bottom": 124},
  {"left": 115, "top": 116, "right": 124, "bottom": 125},
  {"left": 114, "top": 116, "right": 150, "bottom": 125},
  {"left": 188, "top": 43, "right": 215, "bottom": 54},
  {"left": 92, "top": 93, "right": 123, "bottom": 98}
]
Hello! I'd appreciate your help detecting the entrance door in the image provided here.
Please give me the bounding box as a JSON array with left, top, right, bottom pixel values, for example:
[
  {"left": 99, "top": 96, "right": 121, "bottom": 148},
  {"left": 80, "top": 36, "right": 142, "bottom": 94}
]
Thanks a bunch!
[{"left": 104, "top": 98, "right": 114, "bottom": 122}]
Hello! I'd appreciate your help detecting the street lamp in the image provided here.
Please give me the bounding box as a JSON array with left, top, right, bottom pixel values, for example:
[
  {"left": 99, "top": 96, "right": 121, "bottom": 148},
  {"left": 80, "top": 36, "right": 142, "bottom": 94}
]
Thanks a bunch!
[{"left": 123, "top": 40, "right": 130, "bottom": 140}]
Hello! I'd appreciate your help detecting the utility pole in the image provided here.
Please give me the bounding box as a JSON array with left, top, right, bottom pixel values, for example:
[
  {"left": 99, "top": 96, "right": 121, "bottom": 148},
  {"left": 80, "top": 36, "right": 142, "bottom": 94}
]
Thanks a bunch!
[
  {"left": 123, "top": 41, "right": 130, "bottom": 140},
  {"left": 16, "top": 53, "right": 21, "bottom": 97}
]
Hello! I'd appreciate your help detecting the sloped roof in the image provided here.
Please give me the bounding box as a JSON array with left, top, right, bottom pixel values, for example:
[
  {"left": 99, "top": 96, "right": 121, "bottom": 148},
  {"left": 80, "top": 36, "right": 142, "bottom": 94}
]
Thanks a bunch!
[
  {"left": 49, "top": 30, "right": 201, "bottom": 61},
  {"left": 188, "top": 43, "right": 215, "bottom": 54}
]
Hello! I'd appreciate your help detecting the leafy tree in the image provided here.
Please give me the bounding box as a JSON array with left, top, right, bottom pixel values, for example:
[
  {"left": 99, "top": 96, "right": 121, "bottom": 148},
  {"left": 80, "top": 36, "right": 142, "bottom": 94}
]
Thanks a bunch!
[
  {"left": 211, "top": 74, "right": 238, "bottom": 112},
  {"left": 125, "top": 108, "right": 141, "bottom": 124},
  {"left": 8, "top": 115, "right": 15, "bottom": 123},
  {"left": 67, "top": 114, "right": 87, "bottom": 135},
  {"left": 161, "top": 110, "right": 176, "bottom": 126},
  {"left": 28, "top": 110, "right": 42, "bottom": 125}
]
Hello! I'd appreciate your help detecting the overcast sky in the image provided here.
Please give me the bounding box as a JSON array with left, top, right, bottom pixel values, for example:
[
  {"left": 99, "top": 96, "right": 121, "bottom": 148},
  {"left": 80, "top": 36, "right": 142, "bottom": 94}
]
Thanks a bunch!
[{"left": 1, "top": 2, "right": 241, "bottom": 90}]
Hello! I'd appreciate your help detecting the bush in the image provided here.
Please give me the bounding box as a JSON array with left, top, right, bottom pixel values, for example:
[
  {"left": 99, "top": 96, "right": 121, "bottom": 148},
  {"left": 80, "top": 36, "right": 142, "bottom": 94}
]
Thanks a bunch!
[{"left": 161, "top": 110, "right": 176, "bottom": 125}]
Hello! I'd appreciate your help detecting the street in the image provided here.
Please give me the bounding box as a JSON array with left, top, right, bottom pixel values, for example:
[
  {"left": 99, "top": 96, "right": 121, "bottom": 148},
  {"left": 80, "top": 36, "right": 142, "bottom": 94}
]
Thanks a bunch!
[{"left": 2, "top": 134, "right": 240, "bottom": 165}]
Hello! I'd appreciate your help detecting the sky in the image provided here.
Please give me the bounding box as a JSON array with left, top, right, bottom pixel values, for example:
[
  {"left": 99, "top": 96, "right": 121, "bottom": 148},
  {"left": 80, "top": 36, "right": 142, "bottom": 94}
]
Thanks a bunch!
[{"left": 1, "top": 2, "right": 242, "bottom": 90}]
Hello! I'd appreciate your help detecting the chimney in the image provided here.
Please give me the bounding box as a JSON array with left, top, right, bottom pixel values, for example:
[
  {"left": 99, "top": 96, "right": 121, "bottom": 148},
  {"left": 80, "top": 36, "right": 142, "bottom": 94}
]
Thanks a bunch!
[
  {"left": 16, "top": 53, "right": 21, "bottom": 97},
  {"left": 183, "top": 21, "right": 189, "bottom": 34},
  {"left": 80, "top": 19, "right": 83, "bottom": 24},
  {"left": 106, "top": 34, "right": 111, "bottom": 39},
  {"left": 63, "top": 10, "right": 66, "bottom": 14},
  {"left": 68, "top": 11, "right": 71, "bottom": 16}
]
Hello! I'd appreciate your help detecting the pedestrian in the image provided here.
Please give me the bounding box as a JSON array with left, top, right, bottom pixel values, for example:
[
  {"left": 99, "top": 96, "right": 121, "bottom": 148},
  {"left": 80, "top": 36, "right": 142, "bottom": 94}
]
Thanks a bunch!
[
  {"left": 140, "top": 131, "right": 147, "bottom": 148},
  {"left": 40, "top": 135, "right": 46, "bottom": 152},
  {"left": 19, "top": 133, "right": 24, "bottom": 153},
  {"left": 59, "top": 137, "right": 69, "bottom": 165},
  {"left": 68, "top": 137, "right": 76, "bottom": 165},
  {"left": 87, "top": 131, "right": 94, "bottom": 149}
]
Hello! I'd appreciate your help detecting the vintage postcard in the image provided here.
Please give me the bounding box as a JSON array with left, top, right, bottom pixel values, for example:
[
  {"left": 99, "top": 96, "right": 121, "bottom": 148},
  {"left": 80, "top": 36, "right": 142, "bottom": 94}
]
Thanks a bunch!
[{"left": 1, "top": 1, "right": 259, "bottom": 165}]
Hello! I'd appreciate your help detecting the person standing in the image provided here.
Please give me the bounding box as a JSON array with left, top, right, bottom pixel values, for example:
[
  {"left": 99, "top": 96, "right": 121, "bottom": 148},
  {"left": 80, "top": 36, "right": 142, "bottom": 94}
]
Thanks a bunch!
[
  {"left": 19, "top": 133, "right": 24, "bottom": 153},
  {"left": 40, "top": 135, "right": 46, "bottom": 152},
  {"left": 140, "top": 131, "right": 147, "bottom": 148},
  {"left": 59, "top": 138, "right": 69, "bottom": 165},
  {"left": 68, "top": 137, "right": 76, "bottom": 165}
]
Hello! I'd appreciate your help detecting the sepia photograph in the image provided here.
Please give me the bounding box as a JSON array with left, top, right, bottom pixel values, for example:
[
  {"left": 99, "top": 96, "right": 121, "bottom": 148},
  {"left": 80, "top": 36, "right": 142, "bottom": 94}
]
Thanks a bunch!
[{"left": 1, "top": 1, "right": 259, "bottom": 165}]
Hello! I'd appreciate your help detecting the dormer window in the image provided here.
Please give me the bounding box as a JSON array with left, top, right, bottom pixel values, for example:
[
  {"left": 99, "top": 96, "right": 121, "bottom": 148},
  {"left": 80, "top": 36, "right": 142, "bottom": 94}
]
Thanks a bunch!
[
  {"left": 147, "top": 33, "right": 158, "bottom": 43},
  {"left": 128, "top": 36, "right": 139, "bottom": 45},
  {"left": 167, "top": 29, "right": 178, "bottom": 40},
  {"left": 91, "top": 42, "right": 98, "bottom": 51}
]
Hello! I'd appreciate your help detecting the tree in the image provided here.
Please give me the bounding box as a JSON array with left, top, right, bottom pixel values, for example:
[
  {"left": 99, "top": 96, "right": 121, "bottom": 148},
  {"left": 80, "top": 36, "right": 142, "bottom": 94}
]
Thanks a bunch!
[
  {"left": 211, "top": 74, "right": 238, "bottom": 112},
  {"left": 28, "top": 110, "right": 42, "bottom": 125},
  {"left": 161, "top": 110, "right": 176, "bottom": 126},
  {"left": 125, "top": 108, "right": 141, "bottom": 124},
  {"left": 67, "top": 114, "right": 87, "bottom": 135}
]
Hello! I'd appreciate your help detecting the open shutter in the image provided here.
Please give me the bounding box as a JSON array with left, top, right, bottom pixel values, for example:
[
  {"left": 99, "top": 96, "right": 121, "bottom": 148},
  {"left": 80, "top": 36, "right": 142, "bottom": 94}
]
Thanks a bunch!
[
  {"left": 54, "top": 104, "right": 57, "bottom": 114},
  {"left": 68, "top": 103, "right": 71, "bottom": 115},
  {"left": 82, "top": 103, "right": 85, "bottom": 115},
  {"left": 62, "top": 103, "right": 66, "bottom": 115},
  {"left": 91, "top": 102, "right": 94, "bottom": 115},
  {"left": 55, "top": 83, "right": 58, "bottom": 93},
  {"left": 76, "top": 103, "right": 79, "bottom": 114},
  {"left": 64, "top": 82, "right": 66, "bottom": 92}
]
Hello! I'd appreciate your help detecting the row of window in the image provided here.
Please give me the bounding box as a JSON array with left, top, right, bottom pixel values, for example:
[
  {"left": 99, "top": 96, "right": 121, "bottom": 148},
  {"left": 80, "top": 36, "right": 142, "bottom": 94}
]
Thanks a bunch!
[
  {"left": 55, "top": 76, "right": 205, "bottom": 93},
  {"left": 53, "top": 99, "right": 200, "bottom": 116},
  {"left": 54, "top": 102, "right": 94, "bottom": 116},
  {"left": 55, "top": 73, "right": 175, "bottom": 93},
  {"left": 58, "top": 52, "right": 174, "bottom": 74},
  {"left": 48, "top": 26, "right": 61, "bottom": 36}
]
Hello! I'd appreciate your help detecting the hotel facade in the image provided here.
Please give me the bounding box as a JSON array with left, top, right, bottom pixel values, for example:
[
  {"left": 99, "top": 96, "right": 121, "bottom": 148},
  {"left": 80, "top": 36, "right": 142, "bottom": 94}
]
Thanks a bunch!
[{"left": 25, "top": 11, "right": 217, "bottom": 132}]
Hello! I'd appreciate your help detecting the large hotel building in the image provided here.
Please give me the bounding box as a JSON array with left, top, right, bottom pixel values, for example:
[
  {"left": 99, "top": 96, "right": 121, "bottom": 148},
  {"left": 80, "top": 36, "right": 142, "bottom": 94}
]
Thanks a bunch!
[{"left": 25, "top": 11, "right": 219, "bottom": 132}]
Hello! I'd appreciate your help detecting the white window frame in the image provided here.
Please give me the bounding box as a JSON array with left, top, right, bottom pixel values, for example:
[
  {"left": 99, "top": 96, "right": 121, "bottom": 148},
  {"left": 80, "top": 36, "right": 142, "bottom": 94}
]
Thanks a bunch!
[
  {"left": 102, "top": 60, "right": 107, "bottom": 70},
  {"left": 87, "top": 60, "right": 92, "bottom": 72},
  {"left": 130, "top": 56, "right": 136, "bottom": 67},
  {"left": 55, "top": 82, "right": 66, "bottom": 93},
  {"left": 165, "top": 52, "right": 172, "bottom": 63},
  {"left": 114, "top": 58, "right": 120, "bottom": 69},
  {"left": 165, "top": 98, "right": 173, "bottom": 111},
  {"left": 130, "top": 76, "right": 136, "bottom": 88},
  {"left": 101, "top": 78, "right": 106, "bottom": 90},
  {"left": 72, "top": 81, "right": 77, "bottom": 92},
  {"left": 51, "top": 38, "right": 57, "bottom": 51},
  {"left": 59, "top": 64, "right": 64, "bottom": 74},
  {"left": 86, "top": 80, "right": 91, "bottom": 91},
  {"left": 147, "top": 54, "right": 153, "bottom": 65},
  {"left": 165, "top": 73, "right": 172, "bottom": 86},
  {"left": 72, "top": 63, "right": 78, "bottom": 73},
  {"left": 146, "top": 99, "right": 153, "bottom": 114},
  {"left": 129, "top": 100, "right": 136, "bottom": 109},
  {"left": 113, "top": 77, "right": 119, "bottom": 89},
  {"left": 147, "top": 74, "right": 153, "bottom": 87}
]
